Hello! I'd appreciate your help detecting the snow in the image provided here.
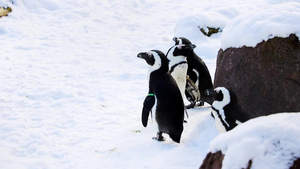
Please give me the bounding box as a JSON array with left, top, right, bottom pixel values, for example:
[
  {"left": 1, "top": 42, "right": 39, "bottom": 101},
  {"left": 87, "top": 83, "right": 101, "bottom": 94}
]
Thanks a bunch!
[
  {"left": 209, "top": 113, "right": 300, "bottom": 169},
  {"left": 221, "top": 2, "right": 300, "bottom": 49},
  {"left": 0, "top": 0, "right": 299, "bottom": 169}
]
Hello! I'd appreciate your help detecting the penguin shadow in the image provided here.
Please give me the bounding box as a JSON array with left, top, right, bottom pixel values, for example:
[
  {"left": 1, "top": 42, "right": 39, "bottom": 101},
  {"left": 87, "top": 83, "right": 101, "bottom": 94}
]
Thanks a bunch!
[{"left": 204, "top": 87, "right": 254, "bottom": 133}]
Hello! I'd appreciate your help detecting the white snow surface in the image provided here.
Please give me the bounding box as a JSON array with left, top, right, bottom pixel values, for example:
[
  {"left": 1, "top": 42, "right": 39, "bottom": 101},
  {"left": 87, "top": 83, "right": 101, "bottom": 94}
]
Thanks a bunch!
[
  {"left": 0, "top": 0, "right": 299, "bottom": 168},
  {"left": 209, "top": 113, "right": 300, "bottom": 169}
]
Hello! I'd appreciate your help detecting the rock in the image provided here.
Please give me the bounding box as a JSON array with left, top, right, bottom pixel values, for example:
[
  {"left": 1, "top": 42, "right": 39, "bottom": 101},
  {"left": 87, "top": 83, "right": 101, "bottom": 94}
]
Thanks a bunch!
[
  {"left": 199, "top": 113, "right": 300, "bottom": 169},
  {"left": 199, "top": 26, "right": 221, "bottom": 37},
  {"left": 291, "top": 158, "right": 300, "bottom": 169},
  {"left": 214, "top": 34, "right": 300, "bottom": 117},
  {"left": 0, "top": 7, "right": 12, "bottom": 17},
  {"left": 200, "top": 151, "right": 300, "bottom": 169},
  {"left": 199, "top": 151, "right": 252, "bottom": 169},
  {"left": 199, "top": 151, "right": 224, "bottom": 169}
]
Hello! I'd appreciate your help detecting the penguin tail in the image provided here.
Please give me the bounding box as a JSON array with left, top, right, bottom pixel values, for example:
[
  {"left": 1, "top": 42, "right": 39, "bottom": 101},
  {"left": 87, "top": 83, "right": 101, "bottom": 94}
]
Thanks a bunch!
[{"left": 169, "top": 131, "right": 182, "bottom": 143}]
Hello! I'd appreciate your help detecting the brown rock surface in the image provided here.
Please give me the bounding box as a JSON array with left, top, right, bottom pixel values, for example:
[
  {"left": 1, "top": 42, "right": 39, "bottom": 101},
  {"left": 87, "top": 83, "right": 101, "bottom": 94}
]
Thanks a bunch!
[
  {"left": 214, "top": 34, "right": 300, "bottom": 117},
  {"left": 291, "top": 158, "right": 300, "bottom": 169},
  {"left": 199, "top": 151, "right": 224, "bottom": 169}
]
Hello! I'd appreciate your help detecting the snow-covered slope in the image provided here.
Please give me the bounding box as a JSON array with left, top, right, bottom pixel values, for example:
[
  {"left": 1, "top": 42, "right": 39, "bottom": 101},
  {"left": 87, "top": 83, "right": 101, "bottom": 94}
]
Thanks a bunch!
[
  {"left": 0, "top": 0, "right": 299, "bottom": 168},
  {"left": 0, "top": 1, "right": 218, "bottom": 168}
]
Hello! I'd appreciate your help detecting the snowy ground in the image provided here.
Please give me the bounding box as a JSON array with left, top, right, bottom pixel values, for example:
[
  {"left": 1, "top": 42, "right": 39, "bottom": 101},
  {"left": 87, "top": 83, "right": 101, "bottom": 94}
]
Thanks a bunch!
[{"left": 0, "top": 0, "right": 299, "bottom": 169}]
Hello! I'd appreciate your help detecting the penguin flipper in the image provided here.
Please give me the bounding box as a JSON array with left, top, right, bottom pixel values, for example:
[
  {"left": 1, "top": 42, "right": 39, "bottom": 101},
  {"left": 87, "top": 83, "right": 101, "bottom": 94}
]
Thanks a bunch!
[{"left": 142, "top": 95, "right": 155, "bottom": 127}]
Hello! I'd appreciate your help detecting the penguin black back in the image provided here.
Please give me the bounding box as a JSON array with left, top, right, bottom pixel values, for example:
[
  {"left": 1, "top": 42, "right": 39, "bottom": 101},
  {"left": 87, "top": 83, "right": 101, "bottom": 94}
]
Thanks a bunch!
[
  {"left": 137, "top": 50, "right": 185, "bottom": 143},
  {"left": 223, "top": 88, "right": 252, "bottom": 124}
]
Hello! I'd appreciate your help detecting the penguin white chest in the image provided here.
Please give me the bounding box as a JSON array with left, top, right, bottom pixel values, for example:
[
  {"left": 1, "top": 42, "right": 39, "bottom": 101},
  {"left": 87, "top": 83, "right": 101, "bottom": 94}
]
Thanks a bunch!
[
  {"left": 170, "top": 64, "right": 188, "bottom": 86},
  {"left": 170, "top": 63, "right": 188, "bottom": 97},
  {"left": 211, "top": 108, "right": 227, "bottom": 133}
]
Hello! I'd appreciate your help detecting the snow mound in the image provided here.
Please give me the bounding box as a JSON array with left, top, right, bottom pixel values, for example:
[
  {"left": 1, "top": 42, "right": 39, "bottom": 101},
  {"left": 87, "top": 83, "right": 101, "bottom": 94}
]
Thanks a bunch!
[
  {"left": 208, "top": 113, "right": 300, "bottom": 169},
  {"left": 221, "top": 2, "right": 300, "bottom": 49}
]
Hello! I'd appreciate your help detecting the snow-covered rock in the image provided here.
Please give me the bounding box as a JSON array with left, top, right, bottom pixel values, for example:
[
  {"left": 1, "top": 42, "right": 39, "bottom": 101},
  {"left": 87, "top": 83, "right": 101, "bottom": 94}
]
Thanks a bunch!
[{"left": 200, "top": 113, "right": 300, "bottom": 169}]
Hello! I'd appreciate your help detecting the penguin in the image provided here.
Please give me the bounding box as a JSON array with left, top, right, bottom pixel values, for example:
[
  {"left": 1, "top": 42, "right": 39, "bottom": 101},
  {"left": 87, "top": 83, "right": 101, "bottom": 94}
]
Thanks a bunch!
[
  {"left": 173, "top": 37, "right": 214, "bottom": 107},
  {"left": 137, "top": 50, "right": 185, "bottom": 143},
  {"left": 166, "top": 40, "right": 196, "bottom": 106},
  {"left": 205, "top": 87, "right": 253, "bottom": 133}
]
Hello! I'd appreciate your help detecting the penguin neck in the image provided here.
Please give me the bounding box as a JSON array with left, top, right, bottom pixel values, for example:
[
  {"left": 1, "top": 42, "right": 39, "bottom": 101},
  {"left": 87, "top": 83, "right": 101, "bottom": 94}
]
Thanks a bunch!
[
  {"left": 212, "top": 88, "right": 231, "bottom": 110},
  {"left": 147, "top": 58, "right": 169, "bottom": 81},
  {"left": 211, "top": 106, "right": 230, "bottom": 133},
  {"left": 148, "top": 68, "right": 168, "bottom": 82},
  {"left": 212, "top": 100, "right": 229, "bottom": 111},
  {"left": 148, "top": 69, "right": 169, "bottom": 95},
  {"left": 168, "top": 56, "right": 187, "bottom": 67},
  {"left": 186, "top": 52, "right": 197, "bottom": 62},
  {"left": 166, "top": 45, "right": 188, "bottom": 67}
]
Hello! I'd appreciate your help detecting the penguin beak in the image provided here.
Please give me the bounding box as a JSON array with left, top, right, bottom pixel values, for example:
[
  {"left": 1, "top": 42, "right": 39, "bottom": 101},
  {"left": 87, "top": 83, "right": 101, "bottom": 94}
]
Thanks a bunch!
[
  {"left": 173, "top": 37, "right": 178, "bottom": 43},
  {"left": 190, "top": 44, "right": 196, "bottom": 49},
  {"left": 205, "top": 89, "right": 217, "bottom": 97},
  {"left": 137, "top": 52, "right": 147, "bottom": 59}
]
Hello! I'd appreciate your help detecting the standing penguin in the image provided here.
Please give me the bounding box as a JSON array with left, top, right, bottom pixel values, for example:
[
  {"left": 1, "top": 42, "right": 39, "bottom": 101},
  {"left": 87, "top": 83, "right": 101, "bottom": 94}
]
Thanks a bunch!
[
  {"left": 205, "top": 87, "right": 253, "bottom": 133},
  {"left": 137, "top": 50, "right": 185, "bottom": 143},
  {"left": 166, "top": 42, "right": 197, "bottom": 107},
  {"left": 173, "top": 37, "right": 214, "bottom": 107}
]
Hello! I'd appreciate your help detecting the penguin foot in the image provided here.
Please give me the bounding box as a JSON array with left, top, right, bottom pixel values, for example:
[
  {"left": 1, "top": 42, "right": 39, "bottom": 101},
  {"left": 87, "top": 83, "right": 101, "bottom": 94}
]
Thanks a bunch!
[
  {"left": 152, "top": 132, "right": 165, "bottom": 141},
  {"left": 185, "top": 101, "right": 205, "bottom": 109},
  {"left": 197, "top": 101, "right": 204, "bottom": 106},
  {"left": 185, "top": 102, "right": 196, "bottom": 109},
  {"left": 152, "top": 136, "right": 165, "bottom": 141}
]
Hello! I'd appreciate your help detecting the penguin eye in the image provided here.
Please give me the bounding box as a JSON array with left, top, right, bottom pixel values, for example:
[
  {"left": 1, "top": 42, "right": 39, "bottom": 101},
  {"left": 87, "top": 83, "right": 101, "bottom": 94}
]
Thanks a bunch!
[
  {"left": 215, "top": 90, "right": 224, "bottom": 101},
  {"left": 149, "top": 54, "right": 154, "bottom": 58},
  {"left": 173, "top": 37, "right": 182, "bottom": 45},
  {"left": 215, "top": 89, "right": 222, "bottom": 95},
  {"left": 146, "top": 52, "right": 153, "bottom": 57}
]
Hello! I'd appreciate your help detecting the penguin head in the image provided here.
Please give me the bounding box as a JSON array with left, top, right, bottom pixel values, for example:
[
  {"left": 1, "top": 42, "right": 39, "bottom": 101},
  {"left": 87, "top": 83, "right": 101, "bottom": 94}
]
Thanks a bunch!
[
  {"left": 137, "top": 50, "right": 169, "bottom": 73},
  {"left": 169, "top": 37, "right": 196, "bottom": 57},
  {"left": 205, "top": 87, "right": 232, "bottom": 110},
  {"left": 173, "top": 37, "right": 193, "bottom": 46}
]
